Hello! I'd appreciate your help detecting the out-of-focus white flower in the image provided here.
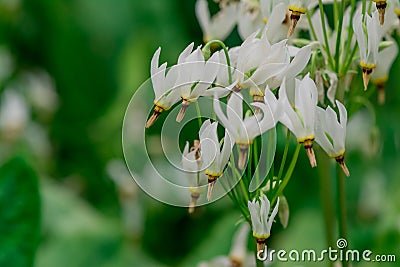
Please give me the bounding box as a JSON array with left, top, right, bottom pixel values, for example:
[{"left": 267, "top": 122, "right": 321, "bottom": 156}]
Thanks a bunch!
[
  {"left": 371, "top": 39, "right": 398, "bottom": 104},
  {"left": 248, "top": 194, "right": 279, "bottom": 254},
  {"left": 24, "top": 71, "right": 59, "bottom": 114},
  {"left": 237, "top": 0, "right": 264, "bottom": 40},
  {"left": 175, "top": 47, "right": 220, "bottom": 122},
  {"left": 196, "top": 0, "right": 238, "bottom": 42},
  {"left": 197, "top": 223, "right": 271, "bottom": 267},
  {"left": 182, "top": 140, "right": 207, "bottom": 213},
  {"left": 353, "top": 11, "right": 381, "bottom": 90},
  {"left": 199, "top": 120, "right": 233, "bottom": 200},
  {"left": 315, "top": 100, "right": 350, "bottom": 176},
  {"left": 315, "top": 69, "right": 338, "bottom": 106},
  {"left": 279, "top": 74, "right": 318, "bottom": 167},
  {"left": 393, "top": 0, "right": 400, "bottom": 31},
  {"left": 0, "top": 89, "right": 29, "bottom": 140},
  {"left": 214, "top": 90, "right": 278, "bottom": 169},
  {"left": 146, "top": 44, "right": 194, "bottom": 128}
]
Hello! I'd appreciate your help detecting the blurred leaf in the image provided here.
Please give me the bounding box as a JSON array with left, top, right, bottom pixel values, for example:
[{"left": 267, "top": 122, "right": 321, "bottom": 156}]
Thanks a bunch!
[{"left": 0, "top": 157, "right": 40, "bottom": 267}]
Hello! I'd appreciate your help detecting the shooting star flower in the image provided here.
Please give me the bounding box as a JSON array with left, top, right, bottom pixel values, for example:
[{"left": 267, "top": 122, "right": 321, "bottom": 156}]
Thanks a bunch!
[
  {"left": 175, "top": 47, "right": 220, "bottom": 122},
  {"left": 315, "top": 100, "right": 350, "bottom": 176},
  {"left": 371, "top": 39, "right": 398, "bottom": 104},
  {"left": 146, "top": 44, "right": 194, "bottom": 128},
  {"left": 213, "top": 90, "right": 278, "bottom": 169},
  {"left": 248, "top": 194, "right": 279, "bottom": 254},
  {"left": 353, "top": 11, "right": 381, "bottom": 90},
  {"left": 279, "top": 74, "right": 319, "bottom": 167},
  {"left": 199, "top": 120, "right": 233, "bottom": 201},
  {"left": 182, "top": 140, "right": 207, "bottom": 213},
  {"left": 196, "top": 0, "right": 238, "bottom": 42}
]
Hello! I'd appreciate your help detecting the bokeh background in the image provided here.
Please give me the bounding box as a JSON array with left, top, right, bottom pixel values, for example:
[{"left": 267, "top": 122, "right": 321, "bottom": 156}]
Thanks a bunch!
[{"left": 0, "top": 0, "right": 399, "bottom": 266}]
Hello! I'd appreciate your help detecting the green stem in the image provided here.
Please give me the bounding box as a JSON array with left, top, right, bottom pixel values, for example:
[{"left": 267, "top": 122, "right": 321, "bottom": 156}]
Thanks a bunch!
[
  {"left": 253, "top": 138, "right": 261, "bottom": 198},
  {"left": 336, "top": 165, "right": 348, "bottom": 267},
  {"left": 195, "top": 102, "right": 202, "bottom": 128},
  {"left": 306, "top": 12, "right": 319, "bottom": 42},
  {"left": 334, "top": 0, "right": 346, "bottom": 73},
  {"left": 203, "top": 40, "right": 232, "bottom": 84},
  {"left": 271, "top": 143, "right": 301, "bottom": 206},
  {"left": 341, "top": 0, "right": 356, "bottom": 75},
  {"left": 317, "top": 149, "right": 335, "bottom": 264},
  {"left": 317, "top": 0, "right": 335, "bottom": 69},
  {"left": 277, "top": 131, "right": 291, "bottom": 180}
]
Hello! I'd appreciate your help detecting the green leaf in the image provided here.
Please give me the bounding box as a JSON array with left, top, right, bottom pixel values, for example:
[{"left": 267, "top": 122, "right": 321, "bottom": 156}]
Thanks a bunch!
[{"left": 0, "top": 157, "right": 41, "bottom": 267}]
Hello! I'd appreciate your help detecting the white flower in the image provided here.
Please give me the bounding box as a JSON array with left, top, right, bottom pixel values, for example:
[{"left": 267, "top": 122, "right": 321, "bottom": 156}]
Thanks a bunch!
[
  {"left": 248, "top": 194, "right": 279, "bottom": 253},
  {"left": 237, "top": 0, "right": 289, "bottom": 42},
  {"left": 182, "top": 141, "right": 207, "bottom": 213},
  {"left": 233, "top": 33, "right": 311, "bottom": 94},
  {"left": 146, "top": 44, "right": 194, "bottom": 128},
  {"left": 0, "top": 89, "right": 29, "bottom": 139},
  {"left": 279, "top": 74, "right": 318, "bottom": 167},
  {"left": 197, "top": 223, "right": 271, "bottom": 267},
  {"left": 371, "top": 38, "right": 398, "bottom": 104},
  {"left": 196, "top": 0, "right": 238, "bottom": 42},
  {"left": 237, "top": 0, "right": 264, "bottom": 40},
  {"left": 214, "top": 90, "right": 278, "bottom": 168},
  {"left": 176, "top": 47, "right": 220, "bottom": 122},
  {"left": 353, "top": 11, "right": 381, "bottom": 90},
  {"left": 315, "top": 69, "right": 338, "bottom": 106},
  {"left": 263, "top": 2, "right": 290, "bottom": 44},
  {"left": 315, "top": 100, "right": 350, "bottom": 176},
  {"left": 199, "top": 120, "right": 233, "bottom": 200},
  {"left": 213, "top": 47, "right": 240, "bottom": 88},
  {"left": 261, "top": 44, "right": 312, "bottom": 90}
]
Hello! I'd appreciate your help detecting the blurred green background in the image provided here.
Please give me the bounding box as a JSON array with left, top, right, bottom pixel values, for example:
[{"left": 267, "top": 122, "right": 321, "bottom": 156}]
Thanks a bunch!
[{"left": 0, "top": 0, "right": 399, "bottom": 266}]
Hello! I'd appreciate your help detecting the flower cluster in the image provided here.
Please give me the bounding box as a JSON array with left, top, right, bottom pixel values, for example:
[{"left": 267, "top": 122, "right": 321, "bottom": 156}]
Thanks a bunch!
[{"left": 143, "top": 0, "right": 400, "bottom": 265}]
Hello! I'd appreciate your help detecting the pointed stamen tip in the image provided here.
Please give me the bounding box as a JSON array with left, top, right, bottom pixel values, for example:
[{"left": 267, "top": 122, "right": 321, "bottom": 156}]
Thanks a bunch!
[
  {"left": 176, "top": 104, "right": 189, "bottom": 123},
  {"left": 207, "top": 181, "right": 215, "bottom": 201},
  {"left": 376, "top": 3, "right": 387, "bottom": 25},
  {"left": 340, "top": 162, "right": 350, "bottom": 177},
  {"left": 256, "top": 239, "right": 266, "bottom": 254},
  {"left": 335, "top": 156, "right": 350, "bottom": 177},
  {"left": 146, "top": 113, "right": 159, "bottom": 128},
  {"left": 304, "top": 145, "right": 317, "bottom": 168},
  {"left": 287, "top": 13, "right": 300, "bottom": 37},
  {"left": 362, "top": 72, "right": 371, "bottom": 91}
]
